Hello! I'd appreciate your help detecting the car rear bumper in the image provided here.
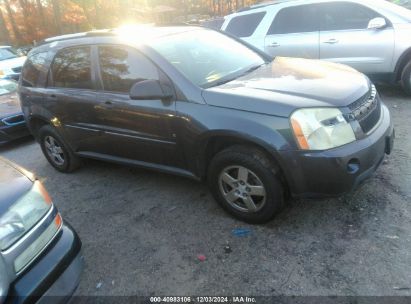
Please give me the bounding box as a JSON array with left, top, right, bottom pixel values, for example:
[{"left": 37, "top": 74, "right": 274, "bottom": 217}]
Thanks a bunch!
[
  {"left": 280, "top": 103, "right": 394, "bottom": 198},
  {"left": 6, "top": 223, "right": 83, "bottom": 304}
]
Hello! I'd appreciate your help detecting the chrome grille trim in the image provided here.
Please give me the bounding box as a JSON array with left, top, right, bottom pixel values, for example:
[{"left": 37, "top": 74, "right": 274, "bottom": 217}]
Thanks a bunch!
[{"left": 348, "top": 85, "right": 381, "bottom": 134}]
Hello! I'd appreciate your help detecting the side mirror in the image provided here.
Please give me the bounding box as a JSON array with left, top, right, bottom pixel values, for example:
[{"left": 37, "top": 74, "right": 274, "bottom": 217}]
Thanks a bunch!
[
  {"left": 129, "top": 79, "right": 172, "bottom": 100},
  {"left": 368, "top": 17, "right": 387, "bottom": 30}
]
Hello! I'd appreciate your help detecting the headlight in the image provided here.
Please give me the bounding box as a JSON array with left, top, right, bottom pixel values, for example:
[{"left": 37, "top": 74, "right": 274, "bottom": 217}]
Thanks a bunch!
[
  {"left": 290, "top": 108, "right": 356, "bottom": 150},
  {"left": 0, "top": 181, "right": 52, "bottom": 250},
  {"left": 0, "top": 68, "right": 13, "bottom": 77}
]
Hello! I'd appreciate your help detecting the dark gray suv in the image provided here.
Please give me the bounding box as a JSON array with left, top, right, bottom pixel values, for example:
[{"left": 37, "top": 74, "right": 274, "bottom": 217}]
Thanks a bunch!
[{"left": 19, "top": 26, "right": 394, "bottom": 223}]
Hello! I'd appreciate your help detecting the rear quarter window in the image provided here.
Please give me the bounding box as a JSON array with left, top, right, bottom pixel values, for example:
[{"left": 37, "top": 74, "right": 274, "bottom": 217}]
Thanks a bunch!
[
  {"left": 225, "top": 12, "right": 266, "bottom": 38},
  {"left": 21, "top": 52, "right": 48, "bottom": 87}
]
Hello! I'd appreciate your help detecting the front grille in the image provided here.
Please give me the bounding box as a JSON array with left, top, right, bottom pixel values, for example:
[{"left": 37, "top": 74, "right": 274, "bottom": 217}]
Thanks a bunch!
[
  {"left": 348, "top": 85, "right": 381, "bottom": 134},
  {"left": 12, "top": 66, "right": 22, "bottom": 73}
]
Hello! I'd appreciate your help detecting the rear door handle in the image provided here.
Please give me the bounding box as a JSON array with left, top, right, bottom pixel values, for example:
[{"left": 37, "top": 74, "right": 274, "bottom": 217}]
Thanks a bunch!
[
  {"left": 323, "top": 38, "right": 339, "bottom": 44},
  {"left": 47, "top": 94, "right": 58, "bottom": 101},
  {"left": 268, "top": 42, "right": 280, "bottom": 48},
  {"left": 103, "top": 100, "right": 114, "bottom": 108}
]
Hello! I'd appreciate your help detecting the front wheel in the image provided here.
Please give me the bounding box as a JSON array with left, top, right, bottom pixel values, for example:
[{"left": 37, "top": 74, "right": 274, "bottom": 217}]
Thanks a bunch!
[
  {"left": 401, "top": 60, "right": 411, "bottom": 96},
  {"left": 39, "top": 125, "right": 81, "bottom": 173},
  {"left": 208, "top": 145, "right": 285, "bottom": 224}
]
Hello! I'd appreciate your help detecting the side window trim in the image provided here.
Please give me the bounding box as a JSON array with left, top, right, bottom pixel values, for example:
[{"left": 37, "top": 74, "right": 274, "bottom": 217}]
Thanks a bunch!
[
  {"left": 91, "top": 45, "right": 103, "bottom": 91},
  {"left": 47, "top": 45, "right": 97, "bottom": 91}
]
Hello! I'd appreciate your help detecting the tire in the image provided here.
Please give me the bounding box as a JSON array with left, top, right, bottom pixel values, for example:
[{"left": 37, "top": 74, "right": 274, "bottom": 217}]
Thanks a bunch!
[
  {"left": 38, "top": 125, "right": 81, "bottom": 173},
  {"left": 401, "top": 60, "right": 411, "bottom": 96},
  {"left": 208, "top": 145, "right": 285, "bottom": 224}
]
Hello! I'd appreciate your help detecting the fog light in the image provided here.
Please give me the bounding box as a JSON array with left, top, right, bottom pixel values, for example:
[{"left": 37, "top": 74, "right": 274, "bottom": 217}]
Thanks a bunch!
[{"left": 347, "top": 159, "right": 360, "bottom": 174}]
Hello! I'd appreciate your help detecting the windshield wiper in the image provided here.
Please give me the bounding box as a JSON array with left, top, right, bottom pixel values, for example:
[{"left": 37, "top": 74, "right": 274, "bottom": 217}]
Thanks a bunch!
[
  {"left": 241, "top": 63, "right": 265, "bottom": 76},
  {"left": 205, "top": 64, "right": 265, "bottom": 88}
]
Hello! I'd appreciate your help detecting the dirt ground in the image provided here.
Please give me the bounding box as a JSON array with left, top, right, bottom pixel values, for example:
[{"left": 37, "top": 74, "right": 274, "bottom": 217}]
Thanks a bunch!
[{"left": 1, "top": 85, "right": 410, "bottom": 297}]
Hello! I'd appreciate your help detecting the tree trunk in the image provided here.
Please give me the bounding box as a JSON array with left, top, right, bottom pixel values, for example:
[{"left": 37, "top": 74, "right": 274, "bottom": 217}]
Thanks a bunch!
[
  {"left": 0, "top": 8, "right": 11, "bottom": 43},
  {"left": 19, "top": 0, "right": 35, "bottom": 41},
  {"left": 3, "top": 0, "right": 22, "bottom": 42},
  {"left": 52, "top": 0, "right": 62, "bottom": 34},
  {"left": 36, "top": 0, "right": 47, "bottom": 30},
  {"left": 94, "top": 0, "right": 100, "bottom": 29}
]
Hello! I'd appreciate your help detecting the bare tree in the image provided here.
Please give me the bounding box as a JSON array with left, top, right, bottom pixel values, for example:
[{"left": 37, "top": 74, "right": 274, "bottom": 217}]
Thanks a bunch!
[
  {"left": 19, "top": 0, "right": 35, "bottom": 40},
  {"left": 36, "top": 0, "right": 47, "bottom": 30},
  {"left": 0, "top": 7, "right": 11, "bottom": 43},
  {"left": 3, "top": 0, "right": 23, "bottom": 42},
  {"left": 52, "top": 0, "right": 62, "bottom": 34}
]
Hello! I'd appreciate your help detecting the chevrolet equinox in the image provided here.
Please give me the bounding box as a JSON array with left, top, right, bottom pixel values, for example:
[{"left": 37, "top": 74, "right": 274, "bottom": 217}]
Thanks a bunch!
[{"left": 19, "top": 26, "right": 395, "bottom": 223}]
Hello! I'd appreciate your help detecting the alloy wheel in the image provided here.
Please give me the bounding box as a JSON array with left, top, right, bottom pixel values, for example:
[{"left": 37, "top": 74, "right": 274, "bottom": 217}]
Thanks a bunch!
[
  {"left": 44, "top": 136, "right": 65, "bottom": 166},
  {"left": 218, "top": 165, "right": 266, "bottom": 213}
]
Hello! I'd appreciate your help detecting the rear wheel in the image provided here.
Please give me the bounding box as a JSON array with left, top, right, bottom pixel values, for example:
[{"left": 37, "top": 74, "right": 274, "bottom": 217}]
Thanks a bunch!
[
  {"left": 208, "top": 145, "right": 285, "bottom": 224},
  {"left": 401, "top": 60, "right": 411, "bottom": 96},
  {"left": 39, "top": 125, "right": 81, "bottom": 173}
]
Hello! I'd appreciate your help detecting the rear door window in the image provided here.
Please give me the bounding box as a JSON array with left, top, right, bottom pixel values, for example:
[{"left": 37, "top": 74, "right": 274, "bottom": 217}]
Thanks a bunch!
[
  {"left": 97, "top": 45, "right": 159, "bottom": 93},
  {"left": 21, "top": 52, "right": 48, "bottom": 87},
  {"left": 267, "top": 5, "right": 319, "bottom": 35},
  {"left": 225, "top": 12, "right": 266, "bottom": 38},
  {"left": 51, "top": 46, "right": 93, "bottom": 89}
]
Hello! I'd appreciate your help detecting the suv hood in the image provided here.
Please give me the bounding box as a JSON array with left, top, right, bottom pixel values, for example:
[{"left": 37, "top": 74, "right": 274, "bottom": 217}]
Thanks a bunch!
[
  {"left": 0, "top": 158, "right": 33, "bottom": 215},
  {"left": 202, "top": 57, "right": 370, "bottom": 117}
]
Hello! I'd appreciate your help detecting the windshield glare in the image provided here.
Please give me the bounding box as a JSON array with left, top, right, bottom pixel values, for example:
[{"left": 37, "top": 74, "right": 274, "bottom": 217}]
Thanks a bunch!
[
  {"left": 148, "top": 29, "right": 265, "bottom": 88},
  {"left": 375, "top": 0, "right": 411, "bottom": 21},
  {"left": 0, "top": 48, "right": 18, "bottom": 61},
  {"left": 0, "top": 80, "right": 17, "bottom": 95}
]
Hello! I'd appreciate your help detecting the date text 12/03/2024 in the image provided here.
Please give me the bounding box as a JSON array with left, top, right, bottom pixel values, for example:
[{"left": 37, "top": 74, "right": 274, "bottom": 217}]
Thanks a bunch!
[{"left": 149, "top": 297, "right": 257, "bottom": 303}]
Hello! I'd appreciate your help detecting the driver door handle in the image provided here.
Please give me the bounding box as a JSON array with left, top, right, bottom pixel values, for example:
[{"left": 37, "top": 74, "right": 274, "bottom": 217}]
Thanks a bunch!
[
  {"left": 323, "top": 38, "right": 339, "bottom": 44},
  {"left": 268, "top": 42, "right": 280, "bottom": 48}
]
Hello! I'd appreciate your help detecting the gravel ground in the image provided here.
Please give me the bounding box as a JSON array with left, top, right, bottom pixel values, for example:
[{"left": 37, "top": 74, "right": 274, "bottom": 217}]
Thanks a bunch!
[{"left": 1, "top": 85, "right": 410, "bottom": 297}]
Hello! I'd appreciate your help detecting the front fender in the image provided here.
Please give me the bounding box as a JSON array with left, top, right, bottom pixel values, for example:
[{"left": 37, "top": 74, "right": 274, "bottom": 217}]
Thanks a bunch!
[
  {"left": 175, "top": 101, "right": 295, "bottom": 178},
  {"left": 0, "top": 256, "right": 10, "bottom": 302}
]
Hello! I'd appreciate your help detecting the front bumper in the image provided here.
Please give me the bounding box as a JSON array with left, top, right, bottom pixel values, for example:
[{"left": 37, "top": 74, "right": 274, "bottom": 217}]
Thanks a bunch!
[
  {"left": 280, "top": 103, "right": 394, "bottom": 198},
  {"left": 2, "top": 74, "right": 20, "bottom": 81},
  {"left": 0, "top": 116, "right": 30, "bottom": 144},
  {"left": 6, "top": 223, "right": 83, "bottom": 304}
]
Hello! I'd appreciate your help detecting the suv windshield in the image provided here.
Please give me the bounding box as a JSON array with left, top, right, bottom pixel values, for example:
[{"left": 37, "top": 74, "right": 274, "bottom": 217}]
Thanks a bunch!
[
  {"left": 0, "top": 80, "right": 17, "bottom": 96},
  {"left": 148, "top": 29, "right": 265, "bottom": 88},
  {"left": 0, "top": 48, "right": 18, "bottom": 61},
  {"left": 375, "top": 0, "right": 411, "bottom": 20}
]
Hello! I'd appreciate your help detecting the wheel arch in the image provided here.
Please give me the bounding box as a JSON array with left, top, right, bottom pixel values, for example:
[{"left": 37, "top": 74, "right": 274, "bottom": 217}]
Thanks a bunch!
[
  {"left": 27, "top": 115, "right": 51, "bottom": 140},
  {"left": 197, "top": 132, "right": 291, "bottom": 196},
  {"left": 395, "top": 47, "right": 411, "bottom": 81}
]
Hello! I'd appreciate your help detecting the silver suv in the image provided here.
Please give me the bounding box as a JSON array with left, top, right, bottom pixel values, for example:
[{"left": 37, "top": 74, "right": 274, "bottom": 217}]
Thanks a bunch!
[{"left": 222, "top": 0, "right": 411, "bottom": 95}]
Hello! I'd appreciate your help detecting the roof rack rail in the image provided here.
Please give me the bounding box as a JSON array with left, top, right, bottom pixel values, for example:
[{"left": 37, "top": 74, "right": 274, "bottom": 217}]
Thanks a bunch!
[{"left": 37, "top": 30, "right": 116, "bottom": 46}]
